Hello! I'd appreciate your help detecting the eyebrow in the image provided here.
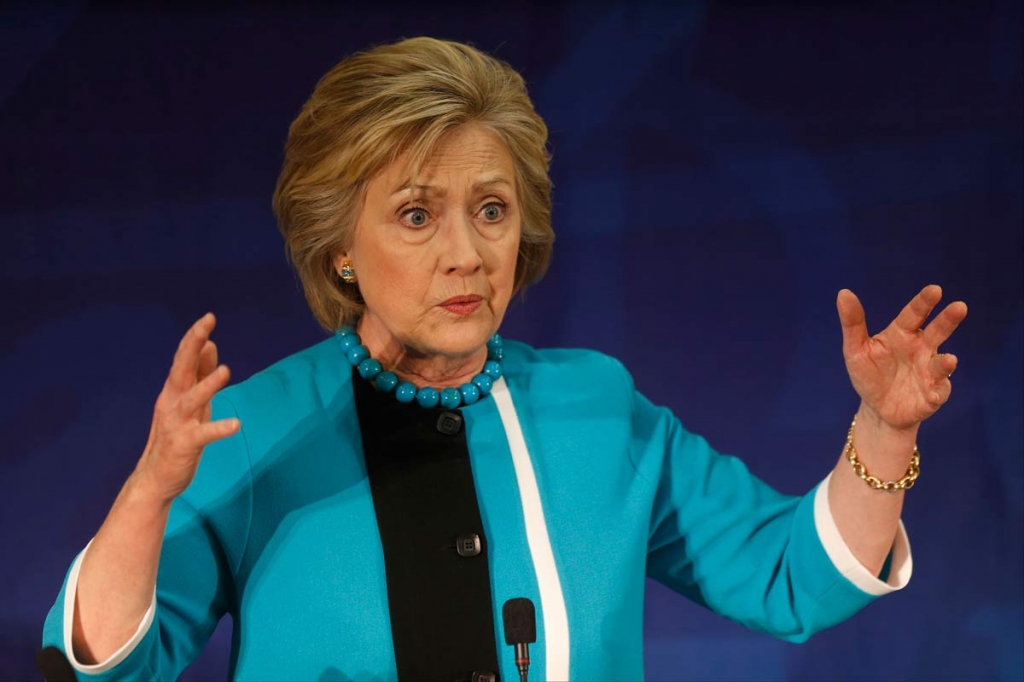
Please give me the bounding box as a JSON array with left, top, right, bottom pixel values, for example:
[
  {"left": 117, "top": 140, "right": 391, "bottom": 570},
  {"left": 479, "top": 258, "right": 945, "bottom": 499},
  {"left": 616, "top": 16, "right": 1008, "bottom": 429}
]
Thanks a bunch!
[{"left": 390, "top": 177, "right": 513, "bottom": 197}]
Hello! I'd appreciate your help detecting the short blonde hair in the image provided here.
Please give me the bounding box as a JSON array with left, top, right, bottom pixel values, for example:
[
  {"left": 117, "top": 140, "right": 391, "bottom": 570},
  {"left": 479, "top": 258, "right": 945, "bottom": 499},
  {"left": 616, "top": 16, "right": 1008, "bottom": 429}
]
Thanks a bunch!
[{"left": 273, "top": 37, "right": 555, "bottom": 331}]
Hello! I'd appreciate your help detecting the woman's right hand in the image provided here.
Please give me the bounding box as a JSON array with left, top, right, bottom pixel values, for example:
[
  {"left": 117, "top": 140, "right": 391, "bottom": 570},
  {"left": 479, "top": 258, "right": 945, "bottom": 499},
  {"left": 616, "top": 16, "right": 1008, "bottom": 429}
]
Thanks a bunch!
[
  {"left": 72, "top": 313, "right": 240, "bottom": 664},
  {"left": 130, "top": 313, "right": 240, "bottom": 504}
]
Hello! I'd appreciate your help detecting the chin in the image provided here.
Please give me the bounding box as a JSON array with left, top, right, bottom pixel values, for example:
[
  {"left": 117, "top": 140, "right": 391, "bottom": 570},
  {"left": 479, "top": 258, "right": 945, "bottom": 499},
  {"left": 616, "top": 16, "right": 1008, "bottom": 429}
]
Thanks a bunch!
[{"left": 429, "top": 312, "right": 496, "bottom": 357}]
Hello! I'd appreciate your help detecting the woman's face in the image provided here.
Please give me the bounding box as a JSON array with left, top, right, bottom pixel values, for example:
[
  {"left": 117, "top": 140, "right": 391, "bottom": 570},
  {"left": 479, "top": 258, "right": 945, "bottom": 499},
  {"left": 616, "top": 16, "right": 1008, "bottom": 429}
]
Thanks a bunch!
[{"left": 337, "top": 123, "right": 521, "bottom": 361}]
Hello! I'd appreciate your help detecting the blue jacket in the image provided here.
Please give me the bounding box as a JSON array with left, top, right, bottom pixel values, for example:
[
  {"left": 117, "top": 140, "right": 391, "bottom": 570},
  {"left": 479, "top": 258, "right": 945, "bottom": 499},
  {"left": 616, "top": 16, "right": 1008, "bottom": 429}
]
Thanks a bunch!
[{"left": 44, "top": 337, "right": 900, "bottom": 680}]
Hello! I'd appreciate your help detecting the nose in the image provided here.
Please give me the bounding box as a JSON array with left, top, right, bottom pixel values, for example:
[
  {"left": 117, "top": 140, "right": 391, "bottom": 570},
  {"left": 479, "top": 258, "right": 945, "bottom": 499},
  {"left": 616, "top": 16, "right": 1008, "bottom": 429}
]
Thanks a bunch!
[{"left": 440, "top": 213, "right": 484, "bottom": 276}]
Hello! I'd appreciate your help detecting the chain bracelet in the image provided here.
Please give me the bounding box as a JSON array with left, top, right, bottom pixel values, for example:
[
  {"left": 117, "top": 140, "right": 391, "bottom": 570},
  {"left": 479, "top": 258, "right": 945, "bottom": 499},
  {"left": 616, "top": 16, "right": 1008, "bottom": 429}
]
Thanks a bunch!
[{"left": 844, "top": 416, "right": 920, "bottom": 493}]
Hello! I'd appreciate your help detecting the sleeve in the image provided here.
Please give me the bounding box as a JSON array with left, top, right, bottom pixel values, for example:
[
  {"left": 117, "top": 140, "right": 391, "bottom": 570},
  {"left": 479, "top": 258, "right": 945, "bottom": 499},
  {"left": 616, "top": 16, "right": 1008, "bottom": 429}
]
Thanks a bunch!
[
  {"left": 41, "top": 393, "right": 253, "bottom": 680},
  {"left": 628, "top": 386, "right": 912, "bottom": 642}
]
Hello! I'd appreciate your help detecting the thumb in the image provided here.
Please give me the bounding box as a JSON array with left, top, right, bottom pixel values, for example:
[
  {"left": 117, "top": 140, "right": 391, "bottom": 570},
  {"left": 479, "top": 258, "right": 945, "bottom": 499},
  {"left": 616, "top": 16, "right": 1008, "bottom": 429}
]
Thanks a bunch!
[{"left": 837, "top": 289, "right": 869, "bottom": 357}]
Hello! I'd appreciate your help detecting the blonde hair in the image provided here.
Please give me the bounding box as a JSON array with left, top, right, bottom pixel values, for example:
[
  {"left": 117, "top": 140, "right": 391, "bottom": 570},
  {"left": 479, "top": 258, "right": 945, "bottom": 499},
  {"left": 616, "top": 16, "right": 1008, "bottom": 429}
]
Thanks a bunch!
[{"left": 273, "top": 37, "right": 555, "bottom": 331}]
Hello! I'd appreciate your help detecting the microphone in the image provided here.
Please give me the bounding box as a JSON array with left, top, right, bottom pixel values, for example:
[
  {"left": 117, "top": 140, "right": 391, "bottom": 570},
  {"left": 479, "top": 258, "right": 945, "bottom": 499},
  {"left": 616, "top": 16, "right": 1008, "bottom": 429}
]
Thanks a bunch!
[
  {"left": 36, "top": 646, "right": 77, "bottom": 681},
  {"left": 502, "top": 598, "right": 536, "bottom": 682}
]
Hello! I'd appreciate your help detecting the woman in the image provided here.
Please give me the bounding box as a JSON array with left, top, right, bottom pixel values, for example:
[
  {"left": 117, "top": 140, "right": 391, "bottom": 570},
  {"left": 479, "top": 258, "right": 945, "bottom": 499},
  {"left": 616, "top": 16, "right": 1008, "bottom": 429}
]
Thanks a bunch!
[{"left": 43, "top": 37, "right": 966, "bottom": 681}]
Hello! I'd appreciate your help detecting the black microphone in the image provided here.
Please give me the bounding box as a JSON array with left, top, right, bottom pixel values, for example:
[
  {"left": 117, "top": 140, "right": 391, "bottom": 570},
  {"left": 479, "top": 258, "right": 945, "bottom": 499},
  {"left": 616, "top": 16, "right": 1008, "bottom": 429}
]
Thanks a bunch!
[
  {"left": 502, "top": 598, "right": 536, "bottom": 682},
  {"left": 36, "top": 646, "right": 77, "bottom": 681}
]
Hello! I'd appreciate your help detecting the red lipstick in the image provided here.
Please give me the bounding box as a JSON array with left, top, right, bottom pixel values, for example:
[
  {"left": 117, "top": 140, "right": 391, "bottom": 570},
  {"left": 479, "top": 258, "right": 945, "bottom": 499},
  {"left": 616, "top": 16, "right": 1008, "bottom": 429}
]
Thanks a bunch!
[{"left": 439, "top": 295, "right": 483, "bottom": 316}]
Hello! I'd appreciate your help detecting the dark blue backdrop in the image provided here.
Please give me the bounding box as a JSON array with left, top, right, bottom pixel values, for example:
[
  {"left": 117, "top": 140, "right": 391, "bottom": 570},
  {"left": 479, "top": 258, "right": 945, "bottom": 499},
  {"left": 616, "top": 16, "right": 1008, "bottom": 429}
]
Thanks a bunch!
[{"left": 2, "top": 2, "right": 1021, "bottom": 680}]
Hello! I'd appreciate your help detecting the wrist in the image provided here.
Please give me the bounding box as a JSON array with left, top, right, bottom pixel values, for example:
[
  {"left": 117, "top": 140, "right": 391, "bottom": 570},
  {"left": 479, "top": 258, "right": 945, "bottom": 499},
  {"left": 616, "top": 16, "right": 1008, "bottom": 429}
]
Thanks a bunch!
[
  {"left": 847, "top": 408, "right": 920, "bottom": 486},
  {"left": 855, "top": 403, "right": 919, "bottom": 442},
  {"left": 123, "top": 470, "right": 177, "bottom": 512}
]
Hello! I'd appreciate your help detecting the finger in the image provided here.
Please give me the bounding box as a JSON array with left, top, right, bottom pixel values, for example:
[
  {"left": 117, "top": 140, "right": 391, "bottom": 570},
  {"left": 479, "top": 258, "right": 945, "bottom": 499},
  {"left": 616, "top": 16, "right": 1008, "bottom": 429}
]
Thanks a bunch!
[
  {"left": 837, "top": 289, "right": 870, "bottom": 357},
  {"left": 167, "top": 313, "right": 216, "bottom": 394},
  {"left": 197, "top": 341, "right": 219, "bottom": 382},
  {"left": 928, "top": 376, "right": 953, "bottom": 408},
  {"left": 892, "top": 284, "right": 942, "bottom": 333},
  {"left": 928, "top": 352, "right": 958, "bottom": 380},
  {"left": 922, "top": 301, "right": 968, "bottom": 349},
  {"left": 178, "top": 365, "right": 231, "bottom": 418},
  {"left": 186, "top": 417, "right": 242, "bottom": 451}
]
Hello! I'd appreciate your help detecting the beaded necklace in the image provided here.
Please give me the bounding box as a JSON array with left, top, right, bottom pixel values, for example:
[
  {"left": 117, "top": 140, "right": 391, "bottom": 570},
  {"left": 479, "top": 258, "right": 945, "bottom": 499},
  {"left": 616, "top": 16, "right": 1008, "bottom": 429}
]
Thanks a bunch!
[{"left": 336, "top": 325, "right": 504, "bottom": 409}]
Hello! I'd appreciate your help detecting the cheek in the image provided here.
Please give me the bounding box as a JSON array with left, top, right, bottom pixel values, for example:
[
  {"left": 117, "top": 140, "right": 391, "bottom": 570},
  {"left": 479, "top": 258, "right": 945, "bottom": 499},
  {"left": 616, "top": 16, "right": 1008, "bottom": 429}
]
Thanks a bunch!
[
  {"left": 488, "top": 233, "right": 521, "bottom": 297},
  {"left": 360, "top": 244, "right": 431, "bottom": 311}
]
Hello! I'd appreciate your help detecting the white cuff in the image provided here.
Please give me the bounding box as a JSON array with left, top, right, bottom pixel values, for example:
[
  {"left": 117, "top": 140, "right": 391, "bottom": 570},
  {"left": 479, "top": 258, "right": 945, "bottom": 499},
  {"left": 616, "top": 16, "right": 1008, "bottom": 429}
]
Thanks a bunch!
[
  {"left": 63, "top": 540, "right": 157, "bottom": 674},
  {"left": 814, "top": 472, "right": 913, "bottom": 595}
]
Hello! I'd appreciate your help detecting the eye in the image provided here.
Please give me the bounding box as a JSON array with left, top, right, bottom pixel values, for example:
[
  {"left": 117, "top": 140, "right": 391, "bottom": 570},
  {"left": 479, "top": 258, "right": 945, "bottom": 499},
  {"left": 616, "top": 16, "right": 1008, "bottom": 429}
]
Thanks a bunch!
[
  {"left": 479, "top": 202, "right": 505, "bottom": 222},
  {"left": 400, "top": 207, "right": 431, "bottom": 228}
]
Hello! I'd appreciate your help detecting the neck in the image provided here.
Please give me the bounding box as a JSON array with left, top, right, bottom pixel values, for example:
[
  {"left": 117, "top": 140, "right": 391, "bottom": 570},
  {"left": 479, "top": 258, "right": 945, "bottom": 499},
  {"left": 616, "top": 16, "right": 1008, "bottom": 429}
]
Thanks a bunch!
[{"left": 356, "top": 317, "right": 488, "bottom": 390}]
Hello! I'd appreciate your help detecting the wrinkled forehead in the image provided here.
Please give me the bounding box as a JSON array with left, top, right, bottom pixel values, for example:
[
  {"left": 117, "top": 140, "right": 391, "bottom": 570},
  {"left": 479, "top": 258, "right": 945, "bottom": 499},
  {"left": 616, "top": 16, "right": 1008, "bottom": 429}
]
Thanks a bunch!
[{"left": 377, "top": 124, "right": 518, "bottom": 197}]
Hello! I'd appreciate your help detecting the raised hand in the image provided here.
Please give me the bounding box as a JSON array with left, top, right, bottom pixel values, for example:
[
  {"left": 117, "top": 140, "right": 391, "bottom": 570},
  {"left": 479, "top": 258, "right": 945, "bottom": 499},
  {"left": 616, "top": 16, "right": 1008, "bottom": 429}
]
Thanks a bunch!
[
  {"left": 837, "top": 285, "right": 968, "bottom": 432},
  {"left": 132, "top": 313, "right": 240, "bottom": 502}
]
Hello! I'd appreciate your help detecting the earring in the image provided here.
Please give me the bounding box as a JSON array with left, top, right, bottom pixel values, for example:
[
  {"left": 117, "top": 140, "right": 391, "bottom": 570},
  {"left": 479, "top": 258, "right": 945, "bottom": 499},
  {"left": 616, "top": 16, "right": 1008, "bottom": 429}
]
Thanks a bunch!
[{"left": 340, "top": 260, "right": 357, "bottom": 284}]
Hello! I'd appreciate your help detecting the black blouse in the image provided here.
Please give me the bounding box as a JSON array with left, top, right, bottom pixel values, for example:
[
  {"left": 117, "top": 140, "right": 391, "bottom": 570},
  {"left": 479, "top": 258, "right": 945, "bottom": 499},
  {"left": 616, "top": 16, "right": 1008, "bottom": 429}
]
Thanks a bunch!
[{"left": 353, "top": 367, "right": 501, "bottom": 682}]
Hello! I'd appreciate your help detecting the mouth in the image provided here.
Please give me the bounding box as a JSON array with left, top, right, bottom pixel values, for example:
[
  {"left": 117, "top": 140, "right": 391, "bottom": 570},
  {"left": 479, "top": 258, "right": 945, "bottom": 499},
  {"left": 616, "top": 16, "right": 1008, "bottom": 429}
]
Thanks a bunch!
[{"left": 439, "top": 295, "right": 484, "bottom": 316}]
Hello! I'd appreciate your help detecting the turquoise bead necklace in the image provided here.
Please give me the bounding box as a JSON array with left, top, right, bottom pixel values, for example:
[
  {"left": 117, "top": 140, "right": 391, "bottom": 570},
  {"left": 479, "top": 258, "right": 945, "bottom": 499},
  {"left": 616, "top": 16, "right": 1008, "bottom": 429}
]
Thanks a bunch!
[{"left": 336, "top": 325, "right": 504, "bottom": 409}]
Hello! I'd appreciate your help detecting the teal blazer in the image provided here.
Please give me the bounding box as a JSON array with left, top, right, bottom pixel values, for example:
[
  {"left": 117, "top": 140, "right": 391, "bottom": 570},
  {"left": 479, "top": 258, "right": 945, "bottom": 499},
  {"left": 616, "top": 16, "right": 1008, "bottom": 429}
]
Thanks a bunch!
[{"left": 43, "top": 337, "right": 906, "bottom": 680}]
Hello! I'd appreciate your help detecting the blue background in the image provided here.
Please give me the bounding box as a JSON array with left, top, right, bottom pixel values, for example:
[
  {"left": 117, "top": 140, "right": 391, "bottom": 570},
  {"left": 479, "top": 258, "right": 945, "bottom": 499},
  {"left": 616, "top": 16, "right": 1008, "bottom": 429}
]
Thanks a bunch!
[{"left": 1, "top": 2, "right": 1021, "bottom": 680}]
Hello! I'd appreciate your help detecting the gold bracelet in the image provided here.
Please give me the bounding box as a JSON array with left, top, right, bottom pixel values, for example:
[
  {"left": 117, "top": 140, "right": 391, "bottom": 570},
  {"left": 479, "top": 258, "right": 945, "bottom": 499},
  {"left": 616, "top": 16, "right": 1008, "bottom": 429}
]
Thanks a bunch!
[{"left": 844, "top": 416, "right": 920, "bottom": 493}]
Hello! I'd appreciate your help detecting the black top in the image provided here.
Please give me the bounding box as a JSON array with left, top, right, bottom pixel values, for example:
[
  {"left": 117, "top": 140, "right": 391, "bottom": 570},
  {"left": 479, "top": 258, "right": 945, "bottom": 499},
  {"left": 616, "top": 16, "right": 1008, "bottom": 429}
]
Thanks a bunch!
[{"left": 353, "top": 368, "right": 501, "bottom": 682}]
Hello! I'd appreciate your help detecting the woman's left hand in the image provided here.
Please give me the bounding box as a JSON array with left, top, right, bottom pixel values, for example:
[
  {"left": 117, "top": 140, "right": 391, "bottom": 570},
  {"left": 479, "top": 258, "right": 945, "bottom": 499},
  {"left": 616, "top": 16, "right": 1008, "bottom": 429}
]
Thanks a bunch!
[{"left": 837, "top": 285, "right": 968, "bottom": 432}]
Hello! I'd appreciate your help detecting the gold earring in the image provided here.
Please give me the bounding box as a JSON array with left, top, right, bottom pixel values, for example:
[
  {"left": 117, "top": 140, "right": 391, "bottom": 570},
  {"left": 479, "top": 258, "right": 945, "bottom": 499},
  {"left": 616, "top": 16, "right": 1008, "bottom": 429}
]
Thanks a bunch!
[{"left": 340, "top": 259, "right": 357, "bottom": 284}]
